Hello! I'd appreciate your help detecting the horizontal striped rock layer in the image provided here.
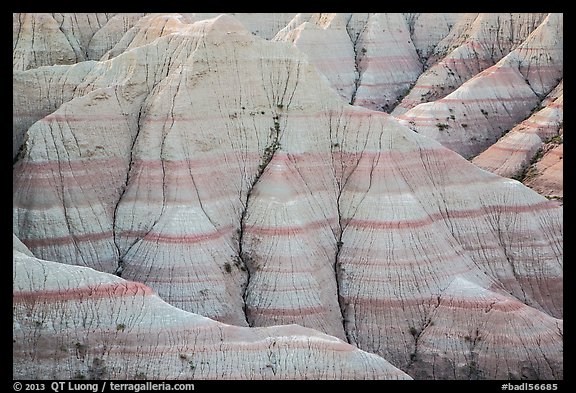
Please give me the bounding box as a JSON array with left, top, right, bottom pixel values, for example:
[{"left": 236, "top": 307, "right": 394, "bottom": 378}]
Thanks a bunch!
[
  {"left": 393, "top": 13, "right": 547, "bottom": 115},
  {"left": 12, "top": 15, "right": 222, "bottom": 161},
  {"left": 400, "top": 277, "right": 562, "bottom": 380},
  {"left": 275, "top": 13, "right": 456, "bottom": 111},
  {"left": 396, "top": 13, "right": 563, "bottom": 159},
  {"left": 13, "top": 247, "right": 410, "bottom": 380},
  {"left": 14, "top": 13, "right": 81, "bottom": 71},
  {"left": 523, "top": 142, "right": 563, "bottom": 200},
  {"left": 13, "top": 62, "right": 96, "bottom": 160},
  {"left": 101, "top": 13, "right": 199, "bottom": 60},
  {"left": 13, "top": 13, "right": 144, "bottom": 71},
  {"left": 472, "top": 85, "right": 563, "bottom": 180},
  {"left": 274, "top": 13, "right": 358, "bottom": 103},
  {"left": 343, "top": 13, "right": 423, "bottom": 111},
  {"left": 404, "top": 13, "right": 466, "bottom": 62},
  {"left": 13, "top": 14, "right": 563, "bottom": 380}
]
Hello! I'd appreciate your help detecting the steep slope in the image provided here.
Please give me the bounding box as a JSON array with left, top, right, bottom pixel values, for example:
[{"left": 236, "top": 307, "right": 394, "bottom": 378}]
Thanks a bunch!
[
  {"left": 13, "top": 244, "right": 410, "bottom": 380},
  {"left": 523, "top": 140, "right": 563, "bottom": 200},
  {"left": 393, "top": 13, "right": 547, "bottom": 115},
  {"left": 13, "top": 13, "right": 144, "bottom": 71},
  {"left": 276, "top": 13, "right": 456, "bottom": 111},
  {"left": 14, "top": 13, "right": 562, "bottom": 201},
  {"left": 404, "top": 13, "right": 466, "bottom": 62},
  {"left": 13, "top": 61, "right": 96, "bottom": 160},
  {"left": 396, "top": 13, "right": 563, "bottom": 158},
  {"left": 274, "top": 13, "right": 358, "bottom": 102},
  {"left": 472, "top": 82, "right": 562, "bottom": 185},
  {"left": 13, "top": 13, "right": 563, "bottom": 380}
]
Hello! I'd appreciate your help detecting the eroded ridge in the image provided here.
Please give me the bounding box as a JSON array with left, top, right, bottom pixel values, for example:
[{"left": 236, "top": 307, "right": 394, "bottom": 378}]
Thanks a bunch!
[{"left": 13, "top": 13, "right": 563, "bottom": 380}]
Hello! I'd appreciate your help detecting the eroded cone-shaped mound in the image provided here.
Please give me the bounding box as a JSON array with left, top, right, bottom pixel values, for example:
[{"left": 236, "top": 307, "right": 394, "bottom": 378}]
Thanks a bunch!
[
  {"left": 13, "top": 13, "right": 563, "bottom": 380},
  {"left": 523, "top": 142, "right": 563, "bottom": 200},
  {"left": 13, "top": 13, "right": 144, "bottom": 71},
  {"left": 243, "top": 152, "right": 346, "bottom": 340},
  {"left": 405, "top": 277, "right": 562, "bottom": 379},
  {"left": 472, "top": 83, "right": 562, "bottom": 197},
  {"left": 13, "top": 246, "right": 410, "bottom": 380},
  {"left": 397, "top": 13, "right": 563, "bottom": 159},
  {"left": 393, "top": 13, "right": 548, "bottom": 115}
]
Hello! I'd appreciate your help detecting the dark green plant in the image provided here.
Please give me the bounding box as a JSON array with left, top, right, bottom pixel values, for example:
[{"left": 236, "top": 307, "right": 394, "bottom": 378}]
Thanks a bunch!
[{"left": 436, "top": 123, "right": 450, "bottom": 131}]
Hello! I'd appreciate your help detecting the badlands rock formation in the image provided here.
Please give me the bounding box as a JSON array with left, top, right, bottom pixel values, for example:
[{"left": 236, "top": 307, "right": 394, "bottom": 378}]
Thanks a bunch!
[
  {"left": 14, "top": 241, "right": 410, "bottom": 380},
  {"left": 13, "top": 13, "right": 562, "bottom": 380},
  {"left": 392, "top": 13, "right": 549, "bottom": 115},
  {"left": 472, "top": 81, "right": 563, "bottom": 199}
]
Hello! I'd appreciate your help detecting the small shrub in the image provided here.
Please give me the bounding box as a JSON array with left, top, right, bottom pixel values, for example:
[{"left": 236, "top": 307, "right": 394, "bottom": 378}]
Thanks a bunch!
[
  {"left": 436, "top": 123, "right": 450, "bottom": 131},
  {"left": 546, "top": 134, "right": 562, "bottom": 144},
  {"left": 224, "top": 262, "right": 232, "bottom": 273},
  {"left": 73, "top": 372, "right": 86, "bottom": 380},
  {"left": 116, "top": 323, "right": 126, "bottom": 332},
  {"left": 134, "top": 372, "right": 147, "bottom": 380},
  {"left": 89, "top": 357, "right": 107, "bottom": 380}
]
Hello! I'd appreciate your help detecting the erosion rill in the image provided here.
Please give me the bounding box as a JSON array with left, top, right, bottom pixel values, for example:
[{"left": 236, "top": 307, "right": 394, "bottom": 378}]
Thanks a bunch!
[{"left": 13, "top": 13, "right": 562, "bottom": 380}]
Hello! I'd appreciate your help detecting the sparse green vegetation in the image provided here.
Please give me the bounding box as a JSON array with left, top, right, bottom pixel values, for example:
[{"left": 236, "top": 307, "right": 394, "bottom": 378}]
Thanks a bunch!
[
  {"left": 89, "top": 357, "right": 107, "bottom": 380},
  {"left": 436, "top": 123, "right": 450, "bottom": 131},
  {"left": 467, "top": 360, "right": 481, "bottom": 380},
  {"left": 73, "top": 372, "right": 86, "bottom": 380},
  {"left": 545, "top": 134, "right": 563, "bottom": 144},
  {"left": 545, "top": 195, "right": 562, "bottom": 201},
  {"left": 134, "top": 371, "right": 147, "bottom": 380}
]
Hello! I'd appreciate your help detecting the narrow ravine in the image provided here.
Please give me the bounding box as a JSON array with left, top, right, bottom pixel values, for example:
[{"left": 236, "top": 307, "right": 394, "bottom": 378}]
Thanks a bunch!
[{"left": 238, "top": 110, "right": 283, "bottom": 326}]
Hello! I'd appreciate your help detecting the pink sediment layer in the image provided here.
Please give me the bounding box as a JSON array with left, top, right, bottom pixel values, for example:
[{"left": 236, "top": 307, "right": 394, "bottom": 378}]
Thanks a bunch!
[{"left": 14, "top": 281, "right": 153, "bottom": 302}]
